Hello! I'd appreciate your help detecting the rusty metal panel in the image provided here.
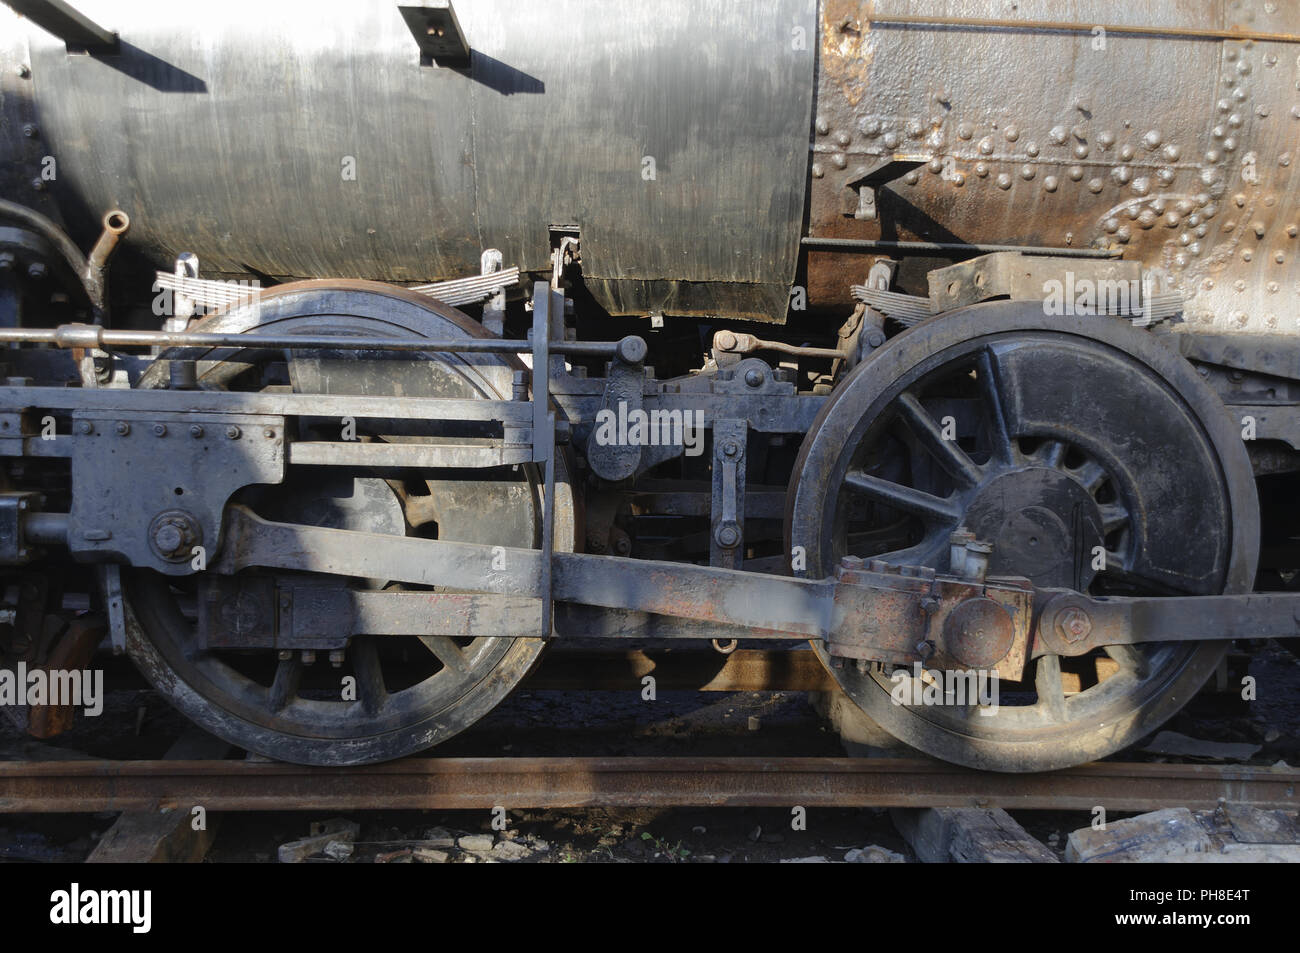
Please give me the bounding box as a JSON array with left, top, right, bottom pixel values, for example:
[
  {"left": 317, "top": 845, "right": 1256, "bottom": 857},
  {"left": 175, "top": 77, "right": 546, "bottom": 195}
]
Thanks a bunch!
[{"left": 806, "top": 0, "right": 1300, "bottom": 334}]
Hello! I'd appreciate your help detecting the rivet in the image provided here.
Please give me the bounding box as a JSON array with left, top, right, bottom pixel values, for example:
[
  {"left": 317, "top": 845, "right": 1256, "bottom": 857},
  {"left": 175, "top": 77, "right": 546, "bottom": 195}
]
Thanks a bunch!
[
  {"left": 860, "top": 118, "right": 882, "bottom": 137},
  {"left": 811, "top": 162, "right": 824, "bottom": 178},
  {"left": 978, "top": 136, "right": 994, "bottom": 155},
  {"left": 996, "top": 173, "right": 1012, "bottom": 190},
  {"left": 1132, "top": 177, "right": 1151, "bottom": 196},
  {"left": 1073, "top": 143, "right": 1089, "bottom": 159},
  {"left": 1025, "top": 141, "right": 1039, "bottom": 157},
  {"left": 1043, "top": 175, "right": 1058, "bottom": 192},
  {"left": 226, "top": 426, "right": 241, "bottom": 439},
  {"left": 883, "top": 131, "right": 900, "bottom": 149},
  {"left": 1020, "top": 164, "right": 1035, "bottom": 180},
  {"left": 1068, "top": 165, "right": 1084, "bottom": 181},
  {"left": 1003, "top": 125, "right": 1019, "bottom": 142},
  {"left": 1048, "top": 125, "right": 1067, "bottom": 145},
  {"left": 832, "top": 153, "right": 847, "bottom": 169},
  {"left": 815, "top": 117, "right": 829, "bottom": 135},
  {"left": 190, "top": 425, "right": 204, "bottom": 438},
  {"left": 1088, "top": 177, "right": 1104, "bottom": 193},
  {"left": 956, "top": 122, "right": 974, "bottom": 140},
  {"left": 1097, "top": 130, "right": 1115, "bottom": 148},
  {"left": 928, "top": 157, "right": 944, "bottom": 174},
  {"left": 115, "top": 422, "right": 130, "bottom": 436},
  {"left": 1104, "top": 217, "right": 1120, "bottom": 233},
  {"left": 1114, "top": 166, "right": 1132, "bottom": 184},
  {"left": 1120, "top": 144, "right": 1136, "bottom": 161},
  {"left": 1276, "top": 251, "right": 1286, "bottom": 264},
  {"left": 836, "top": 132, "right": 851, "bottom": 147},
  {"left": 153, "top": 423, "right": 167, "bottom": 437},
  {"left": 906, "top": 119, "right": 923, "bottom": 139},
  {"left": 77, "top": 421, "right": 93, "bottom": 435},
  {"left": 903, "top": 170, "right": 919, "bottom": 184},
  {"left": 1116, "top": 225, "right": 1131, "bottom": 243},
  {"left": 1163, "top": 144, "right": 1181, "bottom": 162},
  {"left": 975, "top": 162, "right": 989, "bottom": 178},
  {"left": 1142, "top": 129, "right": 1163, "bottom": 150}
]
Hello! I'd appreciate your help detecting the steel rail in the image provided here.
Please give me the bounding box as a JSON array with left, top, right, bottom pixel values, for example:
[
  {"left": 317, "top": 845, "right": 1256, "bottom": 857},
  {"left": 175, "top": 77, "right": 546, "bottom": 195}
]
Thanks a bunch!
[{"left": 0, "top": 757, "right": 1294, "bottom": 813}]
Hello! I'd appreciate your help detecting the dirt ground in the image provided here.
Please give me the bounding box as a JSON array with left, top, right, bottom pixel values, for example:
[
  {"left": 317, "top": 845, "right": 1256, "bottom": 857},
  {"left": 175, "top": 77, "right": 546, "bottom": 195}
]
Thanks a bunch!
[{"left": 1, "top": 641, "right": 1297, "bottom": 863}]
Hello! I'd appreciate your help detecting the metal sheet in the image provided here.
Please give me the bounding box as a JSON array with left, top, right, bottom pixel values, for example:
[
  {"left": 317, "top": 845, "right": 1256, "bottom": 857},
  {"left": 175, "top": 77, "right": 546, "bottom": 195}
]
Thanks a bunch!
[{"left": 5, "top": 0, "right": 815, "bottom": 322}]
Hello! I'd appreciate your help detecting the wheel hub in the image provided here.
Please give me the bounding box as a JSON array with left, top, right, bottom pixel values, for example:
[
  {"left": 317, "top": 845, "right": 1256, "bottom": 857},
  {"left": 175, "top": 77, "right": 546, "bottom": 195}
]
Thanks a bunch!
[{"left": 961, "top": 466, "right": 1103, "bottom": 588}]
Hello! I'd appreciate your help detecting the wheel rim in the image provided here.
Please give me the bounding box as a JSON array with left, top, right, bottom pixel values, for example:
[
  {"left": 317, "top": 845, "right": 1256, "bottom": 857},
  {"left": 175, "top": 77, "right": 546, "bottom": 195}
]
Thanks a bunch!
[
  {"left": 787, "top": 302, "right": 1258, "bottom": 772},
  {"left": 123, "top": 281, "right": 575, "bottom": 765}
]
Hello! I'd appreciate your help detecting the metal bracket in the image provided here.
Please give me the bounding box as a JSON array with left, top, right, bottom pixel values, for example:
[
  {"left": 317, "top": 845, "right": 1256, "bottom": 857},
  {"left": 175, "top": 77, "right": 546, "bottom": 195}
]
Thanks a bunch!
[
  {"left": 842, "top": 156, "right": 927, "bottom": 220},
  {"left": 68, "top": 412, "right": 286, "bottom": 574},
  {"left": 398, "top": 1, "right": 470, "bottom": 67},
  {"left": 710, "top": 419, "right": 747, "bottom": 569}
]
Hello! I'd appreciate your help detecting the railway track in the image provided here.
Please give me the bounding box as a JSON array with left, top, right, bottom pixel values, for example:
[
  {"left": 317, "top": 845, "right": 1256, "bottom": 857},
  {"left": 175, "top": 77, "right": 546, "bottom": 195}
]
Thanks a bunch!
[{"left": 0, "top": 755, "right": 1295, "bottom": 814}]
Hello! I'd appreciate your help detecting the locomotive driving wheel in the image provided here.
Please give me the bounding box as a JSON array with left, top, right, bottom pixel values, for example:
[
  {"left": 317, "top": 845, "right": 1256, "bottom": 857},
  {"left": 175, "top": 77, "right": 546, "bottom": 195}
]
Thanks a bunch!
[
  {"left": 122, "top": 280, "right": 576, "bottom": 765},
  {"left": 786, "top": 302, "right": 1258, "bottom": 772}
]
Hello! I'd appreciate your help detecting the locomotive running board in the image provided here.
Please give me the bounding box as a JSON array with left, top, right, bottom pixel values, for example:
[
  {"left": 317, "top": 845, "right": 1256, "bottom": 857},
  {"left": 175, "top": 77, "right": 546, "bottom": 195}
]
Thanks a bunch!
[{"left": 209, "top": 505, "right": 1299, "bottom": 675}]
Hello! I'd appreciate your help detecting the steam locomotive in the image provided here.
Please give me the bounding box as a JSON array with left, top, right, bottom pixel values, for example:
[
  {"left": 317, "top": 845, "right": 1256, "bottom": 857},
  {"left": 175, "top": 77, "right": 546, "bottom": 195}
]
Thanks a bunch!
[{"left": 0, "top": 0, "right": 1296, "bottom": 770}]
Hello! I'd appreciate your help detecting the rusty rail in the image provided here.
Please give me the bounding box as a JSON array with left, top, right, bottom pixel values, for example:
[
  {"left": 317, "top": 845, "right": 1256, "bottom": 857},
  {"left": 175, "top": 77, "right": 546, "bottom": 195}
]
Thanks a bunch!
[{"left": 0, "top": 757, "right": 1294, "bottom": 813}]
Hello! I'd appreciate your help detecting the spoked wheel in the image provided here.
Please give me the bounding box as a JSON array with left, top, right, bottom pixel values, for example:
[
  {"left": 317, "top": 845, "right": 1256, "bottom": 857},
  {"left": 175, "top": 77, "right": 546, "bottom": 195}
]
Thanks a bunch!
[
  {"left": 786, "top": 302, "right": 1258, "bottom": 772},
  {"left": 123, "top": 280, "right": 576, "bottom": 765}
]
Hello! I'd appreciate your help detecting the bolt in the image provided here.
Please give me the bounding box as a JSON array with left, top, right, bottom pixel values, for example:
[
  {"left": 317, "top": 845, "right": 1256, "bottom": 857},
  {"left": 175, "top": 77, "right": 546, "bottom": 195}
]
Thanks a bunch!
[
  {"left": 277, "top": 650, "right": 293, "bottom": 661},
  {"left": 153, "top": 523, "right": 183, "bottom": 554},
  {"left": 716, "top": 524, "right": 740, "bottom": 548},
  {"left": 301, "top": 650, "right": 316, "bottom": 665},
  {"left": 722, "top": 441, "right": 738, "bottom": 456},
  {"left": 30, "top": 178, "right": 44, "bottom": 192},
  {"left": 1055, "top": 606, "right": 1093, "bottom": 644},
  {"left": 152, "top": 423, "right": 167, "bottom": 437},
  {"left": 115, "top": 421, "right": 130, "bottom": 436},
  {"left": 744, "top": 368, "right": 765, "bottom": 387},
  {"left": 77, "top": 420, "right": 93, "bottom": 435},
  {"left": 15, "top": 64, "right": 30, "bottom": 79},
  {"left": 613, "top": 536, "right": 632, "bottom": 556},
  {"left": 280, "top": 595, "right": 291, "bottom": 609},
  {"left": 920, "top": 595, "right": 942, "bottom": 614},
  {"left": 329, "top": 649, "right": 345, "bottom": 668},
  {"left": 915, "top": 640, "right": 935, "bottom": 661},
  {"left": 263, "top": 427, "right": 276, "bottom": 439},
  {"left": 0, "top": 252, "right": 13, "bottom": 272},
  {"left": 716, "top": 330, "right": 737, "bottom": 351},
  {"left": 21, "top": 124, "right": 36, "bottom": 138},
  {"left": 26, "top": 262, "right": 46, "bottom": 281},
  {"left": 226, "top": 425, "right": 241, "bottom": 439},
  {"left": 190, "top": 425, "right": 204, "bottom": 438}
]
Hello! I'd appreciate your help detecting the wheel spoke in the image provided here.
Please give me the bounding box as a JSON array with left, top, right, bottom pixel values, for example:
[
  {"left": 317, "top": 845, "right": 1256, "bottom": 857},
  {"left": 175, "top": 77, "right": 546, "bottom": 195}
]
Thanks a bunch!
[
  {"left": 975, "top": 348, "right": 1015, "bottom": 464},
  {"left": 843, "top": 469, "right": 963, "bottom": 523},
  {"left": 1104, "top": 643, "right": 1151, "bottom": 679},
  {"left": 1073, "top": 460, "right": 1107, "bottom": 494},
  {"left": 420, "top": 635, "right": 468, "bottom": 673},
  {"left": 403, "top": 493, "right": 439, "bottom": 528},
  {"left": 1098, "top": 504, "right": 1129, "bottom": 535},
  {"left": 268, "top": 657, "right": 302, "bottom": 713},
  {"left": 350, "top": 638, "right": 389, "bottom": 716},
  {"left": 894, "top": 391, "right": 983, "bottom": 487},
  {"left": 1035, "top": 653, "right": 1068, "bottom": 722},
  {"left": 1038, "top": 440, "right": 1067, "bottom": 469}
]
